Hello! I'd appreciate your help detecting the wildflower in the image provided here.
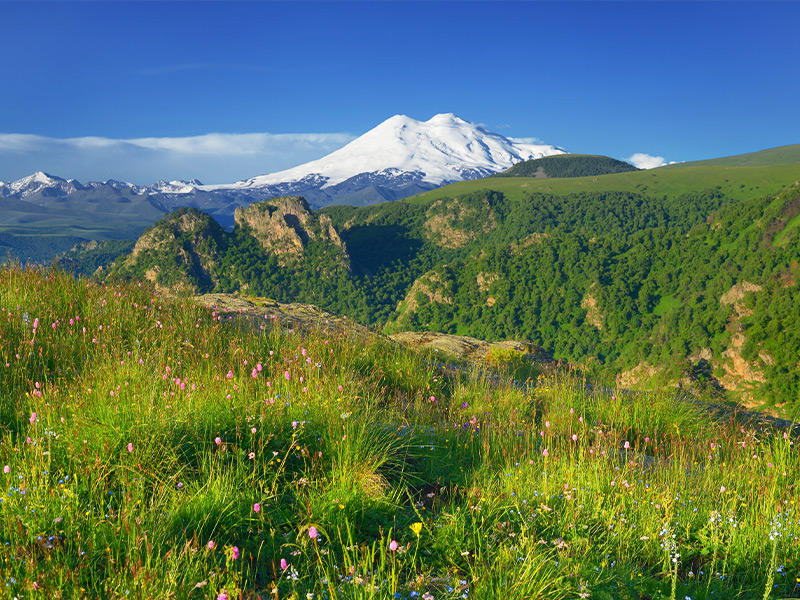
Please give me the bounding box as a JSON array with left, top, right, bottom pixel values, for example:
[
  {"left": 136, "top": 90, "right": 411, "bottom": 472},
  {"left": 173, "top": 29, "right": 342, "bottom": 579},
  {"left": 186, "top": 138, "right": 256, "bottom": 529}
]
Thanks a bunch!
[
  {"left": 720, "top": 486, "right": 726, "bottom": 493},
  {"left": 572, "top": 434, "right": 578, "bottom": 442},
  {"left": 127, "top": 443, "right": 133, "bottom": 453},
  {"left": 545, "top": 421, "right": 550, "bottom": 428},
  {"left": 285, "top": 371, "right": 291, "bottom": 380},
  {"left": 3, "top": 465, "right": 9, "bottom": 474},
  {"left": 217, "top": 592, "right": 228, "bottom": 600},
  {"left": 280, "top": 558, "right": 288, "bottom": 570},
  {"left": 542, "top": 449, "right": 549, "bottom": 457},
  {"left": 207, "top": 540, "right": 216, "bottom": 550},
  {"left": 389, "top": 540, "right": 398, "bottom": 551},
  {"left": 29, "top": 412, "right": 37, "bottom": 424},
  {"left": 410, "top": 522, "right": 423, "bottom": 536},
  {"left": 254, "top": 503, "right": 261, "bottom": 513},
  {"left": 251, "top": 369, "right": 258, "bottom": 378},
  {"left": 215, "top": 437, "right": 222, "bottom": 445},
  {"left": 232, "top": 546, "right": 240, "bottom": 560},
  {"left": 623, "top": 441, "right": 630, "bottom": 449},
  {"left": 308, "top": 526, "right": 318, "bottom": 539}
]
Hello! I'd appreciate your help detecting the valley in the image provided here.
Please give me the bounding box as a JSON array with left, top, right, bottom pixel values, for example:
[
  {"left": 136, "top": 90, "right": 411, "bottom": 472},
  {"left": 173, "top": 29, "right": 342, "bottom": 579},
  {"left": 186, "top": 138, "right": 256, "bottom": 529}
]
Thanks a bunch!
[{"left": 87, "top": 150, "right": 800, "bottom": 416}]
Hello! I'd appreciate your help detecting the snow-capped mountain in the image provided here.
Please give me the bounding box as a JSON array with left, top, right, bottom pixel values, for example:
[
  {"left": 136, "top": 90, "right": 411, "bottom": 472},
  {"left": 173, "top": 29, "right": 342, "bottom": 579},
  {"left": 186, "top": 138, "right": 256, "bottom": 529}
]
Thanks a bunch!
[
  {"left": 0, "top": 171, "right": 84, "bottom": 198},
  {"left": 1, "top": 114, "right": 566, "bottom": 234},
  {"left": 212, "top": 113, "right": 565, "bottom": 198}
]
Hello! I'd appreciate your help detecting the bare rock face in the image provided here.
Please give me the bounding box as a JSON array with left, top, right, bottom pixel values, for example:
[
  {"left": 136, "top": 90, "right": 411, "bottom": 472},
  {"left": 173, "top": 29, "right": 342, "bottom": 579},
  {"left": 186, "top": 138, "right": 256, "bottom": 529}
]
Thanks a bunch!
[{"left": 234, "top": 197, "right": 348, "bottom": 268}]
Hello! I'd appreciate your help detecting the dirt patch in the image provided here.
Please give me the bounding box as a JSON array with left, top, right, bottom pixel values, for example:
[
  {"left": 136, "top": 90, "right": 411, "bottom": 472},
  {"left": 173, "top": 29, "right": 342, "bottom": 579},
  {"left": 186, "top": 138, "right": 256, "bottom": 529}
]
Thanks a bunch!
[
  {"left": 510, "top": 233, "right": 550, "bottom": 255},
  {"left": 476, "top": 272, "right": 499, "bottom": 292},
  {"left": 389, "top": 331, "right": 550, "bottom": 365},
  {"left": 617, "top": 362, "right": 661, "bottom": 389},
  {"left": 581, "top": 292, "right": 603, "bottom": 330},
  {"left": 719, "top": 333, "right": 766, "bottom": 391},
  {"left": 720, "top": 281, "right": 762, "bottom": 318}
]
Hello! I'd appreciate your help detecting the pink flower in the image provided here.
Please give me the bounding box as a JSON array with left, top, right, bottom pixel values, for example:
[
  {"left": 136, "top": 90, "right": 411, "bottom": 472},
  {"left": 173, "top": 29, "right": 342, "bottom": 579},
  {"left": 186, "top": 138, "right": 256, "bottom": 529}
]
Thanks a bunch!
[
  {"left": 284, "top": 371, "right": 291, "bottom": 380},
  {"left": 720, "top": 486, "right": 726, "bottom": 493},
  {"left": 29, "top": 413, "right": 36, "bottom": 424},
  {"left": 389, "top": 540, "right": 398, "bottom": 551},
  {"left": 127, "top": 443, "right": 133, "bottom": 453},
  {"left": 623, "top": 441, "right": 630, "bottom": 449},
  {"left": 571, "top": 434, "right": 578, "bottom": 442},
  {"left": 253, "top": 503, "right": 260, "bottom": 513},
  {"left": 33, "top": 318, "right": 39, "bottom": 329},
  {"left": 542, "top": 449, "right": 549, "bottom": 457},
  {"left": 251, "top": 369, "right": 258, "bottom": 378},
  {"left": 280, "top": 558, "right": 288, "bottom": 570},
  {"left": 308, "top": 526, "right": 318, "bottom": 539},
  {"left": 545, "top": 421, "right": 550, "bottom": 428},
  {"left": 3, "top": 465, "right": 9, "bottom": 474},
  {"left": 215, "top": 437, "right": 222, "bottom": 445},
  {"left": 217, "top": 592, "right": 228, "bottom": 600},
  {"left": 251, "top": 427, "right": 257, "bottom": 434},
  {"left": 207, "top": 540, "right": 216, "bottom": 550},
  {"left": 226, "top": 371, "right": 233, "bottom": 379},
  {"left": 232, "top": 546, "right": 240, "bottom": 560}
]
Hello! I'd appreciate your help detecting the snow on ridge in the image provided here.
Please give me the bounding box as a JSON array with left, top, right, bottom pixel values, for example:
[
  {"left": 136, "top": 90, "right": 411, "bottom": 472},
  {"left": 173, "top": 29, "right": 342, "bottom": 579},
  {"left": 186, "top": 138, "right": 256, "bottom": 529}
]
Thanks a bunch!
[{"left": 211, "top": 113, "right": 565, "bottom": 191}]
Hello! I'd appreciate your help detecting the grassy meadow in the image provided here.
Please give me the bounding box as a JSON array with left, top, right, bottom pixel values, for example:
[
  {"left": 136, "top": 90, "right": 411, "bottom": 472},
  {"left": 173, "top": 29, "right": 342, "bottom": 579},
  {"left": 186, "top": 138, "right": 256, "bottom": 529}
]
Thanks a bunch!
[
  {"left": 412, "top": 162, "right": 800, "bottom": 206},
  {"left": 3, "top": 266, "right": 800, "bottom": 599}
]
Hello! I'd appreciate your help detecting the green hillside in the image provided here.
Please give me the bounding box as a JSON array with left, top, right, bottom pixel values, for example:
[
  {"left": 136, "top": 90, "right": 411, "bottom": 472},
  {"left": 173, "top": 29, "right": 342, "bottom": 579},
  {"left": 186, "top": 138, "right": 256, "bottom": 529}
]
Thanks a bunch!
[
  {"left": 102, "top": 159, "right": 800, "bottom": 412},
  {"left": 493, "top": 153, "right": 638, "bottom": 178},
  {"left": 411, "top": 161, "right": 800, "bottom": 205},
  {"left": 669, "top": 143, "right": 800, "bottom": 168}
]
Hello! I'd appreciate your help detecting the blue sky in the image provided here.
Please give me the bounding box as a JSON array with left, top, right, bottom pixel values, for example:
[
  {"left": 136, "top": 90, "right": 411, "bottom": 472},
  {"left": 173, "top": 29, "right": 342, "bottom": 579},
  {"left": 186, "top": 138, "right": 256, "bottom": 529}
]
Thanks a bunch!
[{"left": 1, "top": 1, "right": 798, "bottom": 184}]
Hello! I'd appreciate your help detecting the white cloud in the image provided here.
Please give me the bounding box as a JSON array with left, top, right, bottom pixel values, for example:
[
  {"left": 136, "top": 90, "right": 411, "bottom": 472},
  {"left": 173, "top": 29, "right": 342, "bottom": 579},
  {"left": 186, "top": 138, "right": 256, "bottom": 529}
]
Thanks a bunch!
[
  {"left": 626, "top": 152, "right": 668, "bottom": 170},
  {"left": 0, "top": 131, "right": 355, "bottom": 185}
]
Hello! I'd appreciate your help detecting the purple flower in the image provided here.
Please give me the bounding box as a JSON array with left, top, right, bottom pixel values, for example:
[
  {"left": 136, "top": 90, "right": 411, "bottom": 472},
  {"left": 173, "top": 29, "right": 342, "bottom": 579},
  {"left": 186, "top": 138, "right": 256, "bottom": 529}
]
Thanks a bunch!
[
  {"left": 231, "top": 546, "right": 239, "bottom": 560},
  {"left": 280, "top": 558, "right": 288, "bottom": 570},
  {"left": 253, "top": 503, "right": 260, "bottom": 513}
]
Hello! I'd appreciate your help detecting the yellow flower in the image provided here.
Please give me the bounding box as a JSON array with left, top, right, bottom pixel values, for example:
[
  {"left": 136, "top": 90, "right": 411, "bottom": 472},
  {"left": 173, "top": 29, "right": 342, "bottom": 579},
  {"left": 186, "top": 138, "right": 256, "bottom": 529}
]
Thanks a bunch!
[{"left": 410, "top": 522, "right": 423, "bottom": 536}]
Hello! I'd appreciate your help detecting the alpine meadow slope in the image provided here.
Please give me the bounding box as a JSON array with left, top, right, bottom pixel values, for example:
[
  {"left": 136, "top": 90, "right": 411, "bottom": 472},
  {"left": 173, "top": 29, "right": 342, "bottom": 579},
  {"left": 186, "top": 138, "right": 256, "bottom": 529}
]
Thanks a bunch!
[{"left": 103, "top": 152, "right": 800, "bottom": 413}]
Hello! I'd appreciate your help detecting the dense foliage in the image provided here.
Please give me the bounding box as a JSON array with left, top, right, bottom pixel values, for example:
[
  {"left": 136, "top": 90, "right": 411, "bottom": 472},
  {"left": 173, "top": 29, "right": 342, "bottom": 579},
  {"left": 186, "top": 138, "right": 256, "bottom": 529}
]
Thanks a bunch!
[
  {"left": 493, "top": 154, "right": 639, "bottom": 178},
  {"left": 101, "top": 180, "right": 800, "bottom": 410}
]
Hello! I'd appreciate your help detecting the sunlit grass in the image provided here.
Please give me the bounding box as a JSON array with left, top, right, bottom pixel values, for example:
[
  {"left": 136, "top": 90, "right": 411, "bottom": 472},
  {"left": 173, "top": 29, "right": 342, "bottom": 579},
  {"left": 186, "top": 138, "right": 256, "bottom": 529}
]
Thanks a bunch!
[{"left": 1, "top": 265, "right": 800, "bottom": 599}]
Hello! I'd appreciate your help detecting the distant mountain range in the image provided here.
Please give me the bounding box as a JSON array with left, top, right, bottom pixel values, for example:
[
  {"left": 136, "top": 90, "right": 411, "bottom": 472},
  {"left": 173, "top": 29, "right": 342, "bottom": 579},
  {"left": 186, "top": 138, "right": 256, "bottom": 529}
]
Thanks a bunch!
[{"left": 0, "top": 113, "right": 566, "bottom": 225}]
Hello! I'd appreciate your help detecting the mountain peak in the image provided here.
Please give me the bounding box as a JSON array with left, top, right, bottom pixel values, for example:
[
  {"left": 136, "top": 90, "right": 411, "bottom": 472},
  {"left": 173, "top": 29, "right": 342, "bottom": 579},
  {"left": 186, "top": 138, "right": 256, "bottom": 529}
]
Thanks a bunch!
[{"left": 228, "top": 114, "right": 565, "bottom": 191}]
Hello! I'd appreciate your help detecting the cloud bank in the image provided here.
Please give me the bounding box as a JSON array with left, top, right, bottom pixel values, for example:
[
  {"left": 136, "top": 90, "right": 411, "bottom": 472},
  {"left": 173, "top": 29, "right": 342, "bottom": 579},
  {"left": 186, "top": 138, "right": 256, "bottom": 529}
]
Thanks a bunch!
[
  {"left": 0, "top": 131, "right": 356, "bottom": 185},
  {"left": 627, "top": 153, "right": 668, "bottom": 170}
]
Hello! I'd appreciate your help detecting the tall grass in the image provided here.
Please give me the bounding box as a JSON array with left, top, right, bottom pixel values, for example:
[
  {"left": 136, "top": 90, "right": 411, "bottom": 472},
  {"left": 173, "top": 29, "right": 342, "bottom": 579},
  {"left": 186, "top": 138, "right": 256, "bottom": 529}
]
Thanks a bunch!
[{"left": 1, "top": 265, "right": 799, "bottom": 599}]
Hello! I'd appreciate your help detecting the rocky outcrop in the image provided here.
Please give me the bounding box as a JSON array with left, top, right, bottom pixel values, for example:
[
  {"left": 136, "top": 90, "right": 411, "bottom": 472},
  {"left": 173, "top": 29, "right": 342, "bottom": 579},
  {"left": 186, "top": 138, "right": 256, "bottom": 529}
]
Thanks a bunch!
[
  {"left": 234, "top": 196, "right": 349, "bottom": 269},
  {"left": 113, "top": 207, "right": 226, "bottom": 292}
]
